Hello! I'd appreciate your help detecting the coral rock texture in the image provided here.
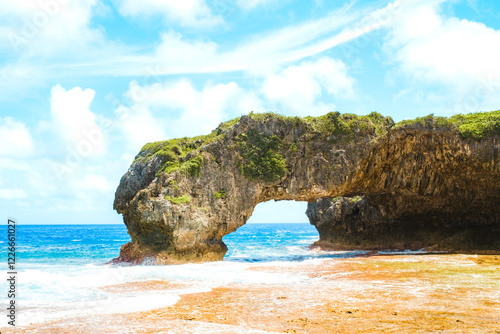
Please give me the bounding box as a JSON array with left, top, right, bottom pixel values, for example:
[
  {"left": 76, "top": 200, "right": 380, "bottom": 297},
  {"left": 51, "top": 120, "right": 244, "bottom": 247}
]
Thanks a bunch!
[{"left": 114, "top": 111, "right": 500, "bottom": 264}]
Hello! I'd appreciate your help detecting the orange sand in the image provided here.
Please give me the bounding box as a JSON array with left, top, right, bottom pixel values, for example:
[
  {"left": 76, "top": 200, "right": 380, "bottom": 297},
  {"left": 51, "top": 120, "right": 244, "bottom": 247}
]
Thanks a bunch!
[
  {"left": 3, "top": 254, "right": 499, "bottom": 333},
  {"left": 99, "top": 280, "right": 186, "bottom": 293}
]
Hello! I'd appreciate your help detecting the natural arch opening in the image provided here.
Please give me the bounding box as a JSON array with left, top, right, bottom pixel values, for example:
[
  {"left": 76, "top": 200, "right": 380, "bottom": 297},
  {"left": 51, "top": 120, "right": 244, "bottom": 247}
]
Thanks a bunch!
[
  {"left": 222, "top": 200, "right": 319, "bottom": 262},
  {"left": 113, "top": 112, "right": 500, "bottom": 265}
]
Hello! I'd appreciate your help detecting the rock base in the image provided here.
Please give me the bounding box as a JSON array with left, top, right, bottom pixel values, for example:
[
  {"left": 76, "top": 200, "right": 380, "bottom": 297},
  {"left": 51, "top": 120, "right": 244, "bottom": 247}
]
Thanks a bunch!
[
  {"left": 307, "top": 196, "right": 500, "bottom": 253},
  {"left": 112, "top": 242, "right": 227, "bottom": 265}
]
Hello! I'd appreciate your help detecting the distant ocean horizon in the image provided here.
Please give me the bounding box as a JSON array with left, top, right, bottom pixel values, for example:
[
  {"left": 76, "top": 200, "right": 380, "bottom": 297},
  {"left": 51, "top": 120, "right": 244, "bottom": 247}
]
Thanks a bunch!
[{"left": 4, "top": 222, "right": 310, "bottom": 225}]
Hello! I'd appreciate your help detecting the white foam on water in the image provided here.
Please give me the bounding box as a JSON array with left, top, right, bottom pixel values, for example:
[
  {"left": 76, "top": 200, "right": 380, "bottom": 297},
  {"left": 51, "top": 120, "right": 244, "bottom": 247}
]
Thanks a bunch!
[
  {"left": 9, "top": 224, "right": 352, "bottom": 328},
  {"left": 13, "top": 258, "right": 318, "bottom": 327},
  {"left": 18, "top": 289, "right": 194, "bottom": 326},
  {"left": 296, "top": 237, "right": 318, "bottom": 244},
  {"left": 155, "top": 261, "right": 309, "bottom": 285},
  {"left": 377, "top": 249, "right": 430, "bottom": 255}
]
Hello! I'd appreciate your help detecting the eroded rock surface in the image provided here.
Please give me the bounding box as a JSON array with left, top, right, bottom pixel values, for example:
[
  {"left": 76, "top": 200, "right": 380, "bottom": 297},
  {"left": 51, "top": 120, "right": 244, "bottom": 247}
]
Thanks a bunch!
[
  {"left": 114, "top": 112, "right": 500, "bottom": 264},
  {"left": 307, "top": 123, "right": 500, "bottom": 252}
]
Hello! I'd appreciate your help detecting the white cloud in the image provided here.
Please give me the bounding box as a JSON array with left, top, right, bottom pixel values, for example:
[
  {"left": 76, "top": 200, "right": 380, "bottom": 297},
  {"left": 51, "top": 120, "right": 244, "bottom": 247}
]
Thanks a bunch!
[
  {"left": 262, "top": 57, "right": 355, "bottom": 115},
  {"left": 0, "top": 0, "right": 105, "bottom": 56},
  {"left": 116, "top": 58, "right": 354, "bottom": 146},
  {"left": 117, "top": 79, "right": 264, "bottom": 149},
  {"left": 0, "top": 0, "right": 427, "bottom": 83},
  {"left": 36, "top": 1, "right": 394, "bottom": 77},
  {"left": 116, "top": 57, "right": 356, "bottom": 146},
  {"left": 0, "top": 117, "right": 34, "bottom": 158},
  {"left": 0, "top": 159, "right": 30, "bottom": 170},
  {"left": 115, "top": 103, "right": 167, "bottom": 152},
  {"left": 114, "top": 0, "right": 222, "bottom": 28},
  {"left": 154, "top": 30, "right": 219, "bottom": 73},
  {"left": 385, "top": 0, "right": 500, "bottom": 110},
  {"left": 236, "top": 0, "right": 277, "bottom": 10},
  {"left": 0, "top": 0, "right": 126, "bottom": 99},
  {"left": 76, "top": 174, "right": 114, "bottom": 192},
  {"left": 49, "top": 85, "right": 105, "bottom": 155},
  {"left": 154, "top": 3, "right": 364, "bottom": 75},
  {"left": 168, "top": 81, "right": 263, "bottom": 137},
  {"left": 0, "top": 188, "right": 28, "bottom": 200}
]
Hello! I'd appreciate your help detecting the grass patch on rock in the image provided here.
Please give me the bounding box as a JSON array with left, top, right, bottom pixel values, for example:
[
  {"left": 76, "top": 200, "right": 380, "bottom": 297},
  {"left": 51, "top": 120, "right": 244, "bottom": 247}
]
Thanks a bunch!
[
  {"left": 165, "top": 195, "right": 191, "bottom": 205},
  {"left": 214, "top": 190, "right": 227, "bottom": 199}
]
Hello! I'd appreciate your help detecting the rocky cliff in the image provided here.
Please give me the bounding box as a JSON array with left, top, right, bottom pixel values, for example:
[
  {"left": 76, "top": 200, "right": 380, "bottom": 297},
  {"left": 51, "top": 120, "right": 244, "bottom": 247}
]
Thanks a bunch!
[{"left": 114, "top": 111, "right": 500, "bottom": 264}]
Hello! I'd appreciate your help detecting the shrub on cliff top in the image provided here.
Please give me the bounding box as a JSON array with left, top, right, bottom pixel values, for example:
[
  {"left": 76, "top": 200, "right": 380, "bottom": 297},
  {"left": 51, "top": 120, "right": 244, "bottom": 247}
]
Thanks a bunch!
[
  {"left": 137, "top": 116, "right": 244, "bottom": 176},
  {"left": 396, "top": 110, "right": 500, "bottom": 140},
  {"left": 450, "top": 110, "right": 500, "bottom": 139},
  {"left": 304, "top": 111, "right": 394, "bottom": 141},
  {"left": 136, "top": 136, "right": 210, "bottom": 177},
  {"left": 137, "top": 110, "right": 499, "bottom": 180}
]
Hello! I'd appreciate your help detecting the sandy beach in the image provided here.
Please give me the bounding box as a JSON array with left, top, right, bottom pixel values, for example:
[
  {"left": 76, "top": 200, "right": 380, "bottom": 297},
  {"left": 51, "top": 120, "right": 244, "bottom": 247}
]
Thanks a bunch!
[{"left": 5, "top": 253, "right": 499, "bottom": 333}]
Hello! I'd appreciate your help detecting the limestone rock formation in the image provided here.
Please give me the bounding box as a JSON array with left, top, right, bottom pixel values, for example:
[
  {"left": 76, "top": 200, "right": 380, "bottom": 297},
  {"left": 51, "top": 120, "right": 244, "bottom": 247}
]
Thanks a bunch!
[
  {"left": 114, "top": 111, "right": 500, "bottom": 264},
  {"left": 307, "top": 194, "right": 500, "bottom": 252}
]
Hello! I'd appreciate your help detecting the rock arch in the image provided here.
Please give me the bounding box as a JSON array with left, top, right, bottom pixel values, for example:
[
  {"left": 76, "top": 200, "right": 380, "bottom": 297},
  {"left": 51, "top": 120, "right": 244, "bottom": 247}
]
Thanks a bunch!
[{"left": 113, "top": 112, "right": 500, "bottom": 264}]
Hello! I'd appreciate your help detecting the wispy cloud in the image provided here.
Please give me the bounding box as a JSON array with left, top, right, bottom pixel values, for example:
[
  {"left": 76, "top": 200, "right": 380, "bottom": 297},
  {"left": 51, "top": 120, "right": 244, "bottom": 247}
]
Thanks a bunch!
[
  {"left": 0, "top": 0, "right": 105, "bottom": 56},
  {"left": 0, "top": 188, "right": 28, "bottom": 200},
  {"left": 0, "top": 117, "right": 34, "bottom": 158},
  {"left": 113, "top": 0, "right": 223, "bottom": 28},
  {"left": 384, "top": 0, "right": 500, "bottom": 113},
  {"left": 116, "top": 78, "right": 263, "bottom": 148},
  {"left": 236, "top": 0, "right": 279, "bottom": 10},
  {"left": 5, "top": 1, "right": 408, "bottom": 79},
  {"left": 262, "top": 57, "right": 355, "bottom": 115}
]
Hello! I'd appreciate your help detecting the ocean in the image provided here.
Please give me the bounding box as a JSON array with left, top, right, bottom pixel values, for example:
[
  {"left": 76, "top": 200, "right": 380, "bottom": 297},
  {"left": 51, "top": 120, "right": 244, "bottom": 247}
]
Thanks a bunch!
[{"left": 0, "top": 223, "right": 360, "bottom": 328}]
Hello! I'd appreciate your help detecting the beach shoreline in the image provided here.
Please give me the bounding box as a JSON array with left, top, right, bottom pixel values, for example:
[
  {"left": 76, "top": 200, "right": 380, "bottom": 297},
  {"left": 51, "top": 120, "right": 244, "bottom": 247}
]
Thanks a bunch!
[{"left": 4, "top": 253, "right": 499, "bottom": 333}]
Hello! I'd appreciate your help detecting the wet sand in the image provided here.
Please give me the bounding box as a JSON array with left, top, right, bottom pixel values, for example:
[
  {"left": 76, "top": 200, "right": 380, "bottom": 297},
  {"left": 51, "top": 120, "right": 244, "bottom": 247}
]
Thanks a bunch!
[
  {"left": 99, "top": 280, "right": 186, "bottom": 294},
  {"left": 4, "top": 254, "right": 500, "bottom": 333}
]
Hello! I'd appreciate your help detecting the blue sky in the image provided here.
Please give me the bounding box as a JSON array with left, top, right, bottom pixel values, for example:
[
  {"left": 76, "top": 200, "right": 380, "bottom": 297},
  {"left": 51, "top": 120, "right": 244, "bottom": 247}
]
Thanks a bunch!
[{"left": 1, "top": 0, "right": 499, "bottom": 224}]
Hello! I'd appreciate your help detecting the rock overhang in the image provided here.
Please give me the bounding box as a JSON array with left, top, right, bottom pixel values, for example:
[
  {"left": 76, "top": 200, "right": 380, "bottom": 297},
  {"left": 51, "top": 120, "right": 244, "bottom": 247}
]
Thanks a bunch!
[{"left": 113, "top": 111, "right": 500, "bottom": 264}]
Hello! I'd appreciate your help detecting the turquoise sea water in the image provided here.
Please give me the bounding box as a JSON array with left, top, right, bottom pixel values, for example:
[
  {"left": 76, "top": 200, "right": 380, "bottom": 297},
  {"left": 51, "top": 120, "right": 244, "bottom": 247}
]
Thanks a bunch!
[
  {"left": 0, "top": 223, "right": 362, "bottom": 327},
  {"left": 4, "top": 223, "right": 321, "bottom": 264}
]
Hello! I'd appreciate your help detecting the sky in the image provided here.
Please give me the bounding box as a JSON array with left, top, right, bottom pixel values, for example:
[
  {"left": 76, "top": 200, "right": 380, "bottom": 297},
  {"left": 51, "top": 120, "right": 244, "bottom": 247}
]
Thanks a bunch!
[{"left": 1, "top": 0, "right": 499, "bottom": 225}]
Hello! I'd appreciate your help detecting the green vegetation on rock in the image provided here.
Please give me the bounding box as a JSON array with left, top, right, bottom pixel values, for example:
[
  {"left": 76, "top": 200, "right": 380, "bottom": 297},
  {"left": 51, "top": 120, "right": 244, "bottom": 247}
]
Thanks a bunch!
[
  {"left": 136, "top": 117, "right": 245, "bottom": 178},
  {"left": 165, "top": 195, "right": 191, "bottom": 205},
  {"left": 396, "top": 110, "right": 500, "bottom": 140},
  {"left": 349, "top": 196, "right": 363, "bottom": 203},
  {"left": 246, "top": 111, "right": 393, "bottom": 141},
  {"left": 138, "top": 137, "right": 209, "bottom": 177},
  {"left": 179, "top": 156, "right": 204, "bottom": 177},
  {"left": 134, "top": 110, "right": 499, "bottom": 183},
  {"left": 167, "top": 180, "right": 181, "bottom": 191},
  {"left": 304, "top": 111, "right": 394, "bottom": 141},
  {"left": 236, "top": 129, "right": 287, "bottom": 182},
  {"left": 136, "top": 111, "right": 396, "bottom": 180},
  {"left": 214, "top": 190, "right": 227, "bottom": 199}
]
